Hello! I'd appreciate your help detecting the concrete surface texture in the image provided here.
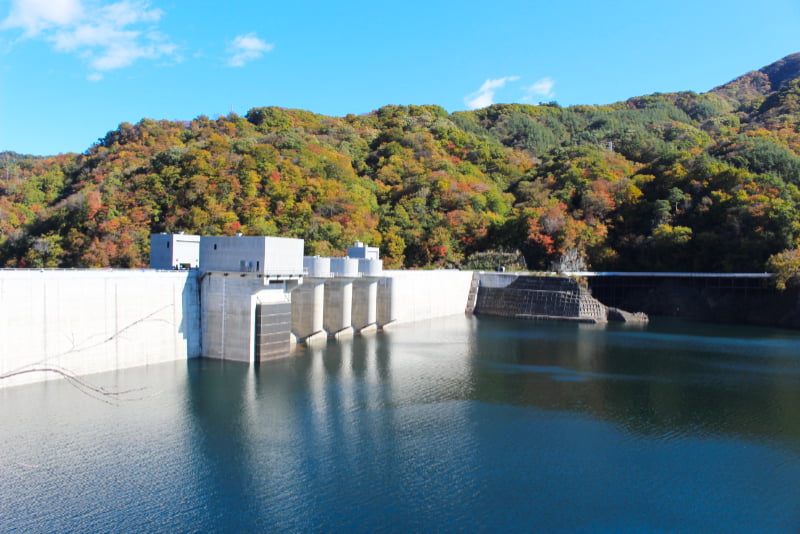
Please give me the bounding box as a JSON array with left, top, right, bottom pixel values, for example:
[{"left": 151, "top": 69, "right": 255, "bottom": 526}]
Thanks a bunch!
[
  {"left": 358, "top": 259, "right": 383, "bottom": 276},
  {"left": 323, "top": 278, "right": 354, "bottom": 336},
  {"left": 2, "top": 268, "right": 480, "bottom": 387},
  {"left": 379, "top": 270, "right": 475, "bottom": 325},
  {"left": 0, "top": 270, "right": 201, "bottom": 388},
  {"left": 290, "top": 270, "right": 473, "bottom": 341},
  {"left": 476, "top": 272, "right": 522, "bottom": 289},
  {"left": 291, "top": 278, "right": 326, "bottom": 339},
  {"left": 200, "top": 273, "right": 293, "bottom": 363},
  {"left": 255, "top": 299, "right": 293, "bottom": 361},
  {"left": 352, "top": 278, "right": 378, "bottom": 331},
  {"left": 330, "top": 257, "right": 360, "bottom": 277}
]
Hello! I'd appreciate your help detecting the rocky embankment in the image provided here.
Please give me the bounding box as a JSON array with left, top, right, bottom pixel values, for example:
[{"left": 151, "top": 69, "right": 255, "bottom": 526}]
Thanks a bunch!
[{"left": 473, "top": 275, "right": 647, "bottom": 324}]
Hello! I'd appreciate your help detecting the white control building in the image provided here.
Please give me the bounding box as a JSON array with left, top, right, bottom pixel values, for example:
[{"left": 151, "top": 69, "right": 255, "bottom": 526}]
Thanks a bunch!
[{"left": 149, "top": 233, "right": 200, "bottom": 270}]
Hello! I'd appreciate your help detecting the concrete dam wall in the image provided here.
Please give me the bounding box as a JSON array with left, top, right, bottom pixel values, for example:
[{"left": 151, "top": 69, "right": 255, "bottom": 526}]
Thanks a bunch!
[
  {"left": 0, "top": 269, "right": 474, "bottom": 388},
  {"left": 380, "top": 270, "right": 475, "bottom": 325},
  {"left": 0, "top": 270, "right": 202, "bottom": 388},
  {"left": 6, "top": 267, "right": 790, "bottom": 390},
  {"left": 3, "top": 268, "right": 667, "bottom": 389}
]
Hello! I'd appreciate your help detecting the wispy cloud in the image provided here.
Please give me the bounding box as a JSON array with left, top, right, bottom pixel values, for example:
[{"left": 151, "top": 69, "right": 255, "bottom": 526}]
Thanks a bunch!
[
  {"left": 1, "top": 0, "right": 177, "bottom": 79},
  {"left": 464, "top": 76, "right": 520, "bottom": 110},
  {"left": 1, "top": 0, "right": 83, "bottom": 36},
  {"left": 522, "top": 77, "right": 556, "bottom": 102},
  {"left": 227, "top": 32, "right": 273, "bottom": 67}
]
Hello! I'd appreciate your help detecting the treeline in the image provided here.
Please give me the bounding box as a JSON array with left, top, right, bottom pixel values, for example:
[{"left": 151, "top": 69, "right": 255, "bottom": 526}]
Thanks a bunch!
[{"left": 3, "top": 55, "right": 800, "bottom": 281}]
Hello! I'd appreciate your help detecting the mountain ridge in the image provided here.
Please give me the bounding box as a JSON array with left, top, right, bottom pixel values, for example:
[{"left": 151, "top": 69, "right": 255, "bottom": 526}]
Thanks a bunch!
[
  {"left": 2, "top": 54, "right": 800, "bottom": 279},
  {"left": 711, "top": 53, "right": 800, "bottom": 103}
]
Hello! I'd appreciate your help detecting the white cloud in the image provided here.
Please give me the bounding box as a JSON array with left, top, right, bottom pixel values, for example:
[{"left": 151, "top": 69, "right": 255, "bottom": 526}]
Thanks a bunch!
[
  {"left": 1, "top": 0, "right": 177, "bottom": 76},
  {"left": 1, "top": 0, "right": 83, "bottom": 35},
  {"left": 464, "top": 76, "right": 520, "bottom": 110},
  {"left": 522, "top": 77, "right": 556, "bottom": 102},
  {"left": 227, "top": 32, "right": 273, "bottom": 67}
]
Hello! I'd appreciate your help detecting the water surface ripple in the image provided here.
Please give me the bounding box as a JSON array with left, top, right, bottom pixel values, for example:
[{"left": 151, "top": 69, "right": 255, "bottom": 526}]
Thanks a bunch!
[{"left": 2, "top": 316, "right": 800, "bottom": 532}]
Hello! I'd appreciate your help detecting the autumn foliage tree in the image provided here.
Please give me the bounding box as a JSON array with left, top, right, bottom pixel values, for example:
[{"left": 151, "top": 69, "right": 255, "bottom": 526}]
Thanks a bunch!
[{"left": 4, "top": 55, "right": 800, "bottom": 274}]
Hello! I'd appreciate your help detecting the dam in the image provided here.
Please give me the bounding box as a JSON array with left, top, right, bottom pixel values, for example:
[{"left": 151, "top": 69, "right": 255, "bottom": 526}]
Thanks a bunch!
[
  {"left": 3, "top": 234, "right": 796, "bottom": 389},
  {"left": 0, "top": 235, "right": 477, "bottom": 388},
  {"left": 0, "top": 267, "right": 474, "bottom": 388}
]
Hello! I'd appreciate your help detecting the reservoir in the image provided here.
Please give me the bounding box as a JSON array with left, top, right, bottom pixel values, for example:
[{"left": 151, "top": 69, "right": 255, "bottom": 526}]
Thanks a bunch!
[{"left": 3, "top": 315, "right": 800, "bottom": 532}]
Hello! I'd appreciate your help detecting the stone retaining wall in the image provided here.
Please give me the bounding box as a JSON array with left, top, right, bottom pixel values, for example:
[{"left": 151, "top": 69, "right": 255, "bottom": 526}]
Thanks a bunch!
[{"left": 474, "top": 275, "right": 620, "bottom": 323}]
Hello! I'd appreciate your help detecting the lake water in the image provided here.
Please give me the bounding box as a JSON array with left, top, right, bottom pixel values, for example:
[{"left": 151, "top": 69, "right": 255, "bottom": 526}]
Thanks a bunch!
[{"left": 3, "top": 315, "right": 800, "bottom": 532}]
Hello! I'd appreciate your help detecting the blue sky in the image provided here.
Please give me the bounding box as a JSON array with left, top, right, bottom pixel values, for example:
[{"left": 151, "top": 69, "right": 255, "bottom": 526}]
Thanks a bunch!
[{"left": 2, "top": 0, "right": 800, "bottom": 156}]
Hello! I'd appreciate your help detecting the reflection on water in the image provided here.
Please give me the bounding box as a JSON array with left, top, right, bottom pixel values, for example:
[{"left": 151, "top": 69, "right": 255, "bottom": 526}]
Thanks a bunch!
[
  {"left": 2, "top": 315, "right": 800, "bottom": 531},
  {"left": 471, "top": 317, "right": 800, "bottom": 444}
]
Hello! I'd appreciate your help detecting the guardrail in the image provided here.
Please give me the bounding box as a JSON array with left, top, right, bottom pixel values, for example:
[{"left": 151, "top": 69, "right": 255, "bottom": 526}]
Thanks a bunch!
[{"left": 562, "top": 272, "right": 773, "bottom": 279}]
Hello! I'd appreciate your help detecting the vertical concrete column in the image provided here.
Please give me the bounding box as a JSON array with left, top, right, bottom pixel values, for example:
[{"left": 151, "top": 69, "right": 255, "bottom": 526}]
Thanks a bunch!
[
  {"left": 323, "top": 278, "right": 353, "bottom": 338},
  {"left": 377, "top": 276, "right": 396, "bottom": 328},
  {"left": 291, "top": 278, "right": 326, "bottom": 343},
  {"left": 352, "top": 277, "right": 378, "bottom": 333},
  {"left": 200, "top": 273, "right": 224, "bottom": 360}
]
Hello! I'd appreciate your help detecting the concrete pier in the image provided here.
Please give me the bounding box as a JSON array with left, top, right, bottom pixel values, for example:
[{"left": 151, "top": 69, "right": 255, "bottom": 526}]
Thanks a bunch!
[
  {"left": 323, "top": 278, "right": 354, "bottom": 338},
  {"left": 376, "top": 276, "right": 396, "bottom": 328},
  {"left": 352, "top": 278, "right": 378, "bottom": 332},
  {"left": 291, "top": 278, "right": 326, "bottom": 342}
]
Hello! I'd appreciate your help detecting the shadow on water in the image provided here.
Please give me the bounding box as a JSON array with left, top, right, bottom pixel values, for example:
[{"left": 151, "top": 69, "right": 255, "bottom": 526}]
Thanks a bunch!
[
  {"left": 181, "top": 334, "right": 406, "bottom": 532},
  {"left": 183, "top": 358, "right": 264, "bottom": 530}
]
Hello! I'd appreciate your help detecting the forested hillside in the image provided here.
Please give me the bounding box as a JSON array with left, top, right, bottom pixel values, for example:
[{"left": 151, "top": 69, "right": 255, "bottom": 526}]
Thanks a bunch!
[{"left": 3, "top": 54, "right": 800, "bottom": 278}]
